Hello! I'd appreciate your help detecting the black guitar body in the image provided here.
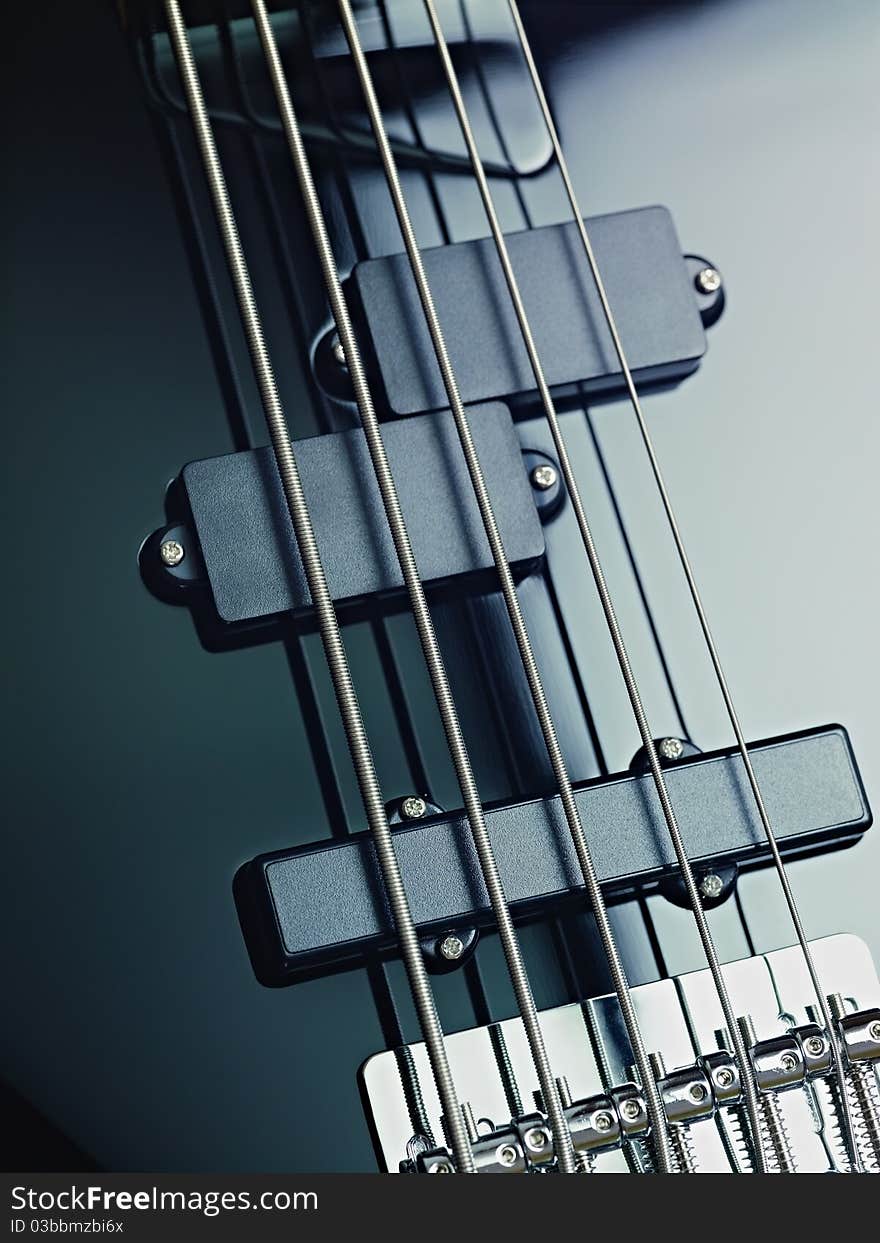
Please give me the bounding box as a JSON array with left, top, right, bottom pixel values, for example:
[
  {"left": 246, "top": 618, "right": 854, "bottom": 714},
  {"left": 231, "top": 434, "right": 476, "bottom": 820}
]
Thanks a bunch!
[{"left": 3, "top": 0, "right": 878, "bottom": 1173}]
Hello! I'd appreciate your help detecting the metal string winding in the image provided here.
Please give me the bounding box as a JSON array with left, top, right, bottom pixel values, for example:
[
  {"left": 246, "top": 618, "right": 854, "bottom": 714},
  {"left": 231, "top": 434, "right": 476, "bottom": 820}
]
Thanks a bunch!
[
  {"left": 163, "top": 0, "right": 475, "bottom": 1174},
  {"left": 249, "top": 0, "right": 576, "bottom": 1174},
  {"left": 504, "top": 0, "right": 862, "bottom": 1174},
  {"left": 420, "top": 0, "right": 769, "bottom": 1171},
  {"left": 334, "top": 0, "right": 674, "bottom": 1175}
]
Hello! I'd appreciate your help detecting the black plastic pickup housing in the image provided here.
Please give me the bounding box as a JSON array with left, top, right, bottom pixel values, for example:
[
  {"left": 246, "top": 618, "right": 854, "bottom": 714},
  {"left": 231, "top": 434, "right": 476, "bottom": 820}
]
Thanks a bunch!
[
  {"left": 237, "top": 726, "right": 871, "bottom": 984},
  {"left": 350, "top": 206, "right": 708, "bottom": 417},
  {"left": 180, "top": 402, "right": 542, "bottom": 625}
]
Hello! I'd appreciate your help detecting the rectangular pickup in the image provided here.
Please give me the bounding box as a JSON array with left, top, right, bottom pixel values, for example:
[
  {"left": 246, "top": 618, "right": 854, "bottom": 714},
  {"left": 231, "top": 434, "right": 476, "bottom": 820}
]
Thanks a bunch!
[
  {"left": 350, "top": 206, "right": 707, "bottom": 417},
  {"left": 183, "top": 402, "right": 543, "bottom": 625},
  {"left": 239, "top": 726, "right": 871, "bottom": 983}
]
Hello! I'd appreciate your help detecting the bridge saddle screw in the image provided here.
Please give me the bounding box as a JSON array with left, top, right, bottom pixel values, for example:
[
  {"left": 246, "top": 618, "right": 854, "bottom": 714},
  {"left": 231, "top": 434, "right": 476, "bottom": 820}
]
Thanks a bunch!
[
  {"left": 593, "top": 1111, "right": 614, "bottom": 1133},
  {"left": 401, "top": 795, "right": 427, "bottom": 821}
]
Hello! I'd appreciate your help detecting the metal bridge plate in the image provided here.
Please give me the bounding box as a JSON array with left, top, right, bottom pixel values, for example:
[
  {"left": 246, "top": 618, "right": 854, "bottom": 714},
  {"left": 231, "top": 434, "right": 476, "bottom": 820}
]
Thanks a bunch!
[{"left": 361, "top": 934, "right": 880, "bottom": 1172}]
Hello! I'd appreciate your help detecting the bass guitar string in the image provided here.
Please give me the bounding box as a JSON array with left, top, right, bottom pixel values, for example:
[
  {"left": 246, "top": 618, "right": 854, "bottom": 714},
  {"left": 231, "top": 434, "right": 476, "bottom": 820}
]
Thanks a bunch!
[
  {"left": 163, "top": 0, "right": 476, "bottom": 1174},
  {"left": 420, "top": 0, "right": 768, "bottom": 1171},
  {"left": 334, "top": 0, "right": 674, "bottom": 1174},
  {"left": 504, "top": 0, "right": 862, "bottom": 1175},
  {"left": 249, "top": 0, "right": 576, "bottom": 1174}
]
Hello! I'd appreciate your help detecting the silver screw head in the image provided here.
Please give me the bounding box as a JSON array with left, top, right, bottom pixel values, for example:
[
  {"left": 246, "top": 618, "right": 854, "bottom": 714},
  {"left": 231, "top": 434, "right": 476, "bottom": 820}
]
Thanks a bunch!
[
  {"left": 620, "top": 1098, "right": 642, "bottom": 1122},
  {"left": 497, "top": 1143, "right": 519, "bottom": 1167},
  {"left": 530, "top": 463, "right": 558, "bottom": 491},
  {"left": 805, "top": 1035, "right": 825, "bottom": 1057},
  {"left": 699, "top": 873, "right": 724, "bottom": 900},
  {"left": 592, "top": 1110, "right": 614, "bottom": 1133},
  {"left": 780, "top": 1053, "right": 797, "bottom": 1072},
  {"left": 689, "top": 1082, "right": 708, "bottom": 1103},
  {"left": 159, "top": 539, "right": 185, "bottom": 568},
  {"left": 714, "top": 1067, "right": 735, "bottom": 1089},
  {"left": 695, "top": 266, "right": 722, "bottom": 295},
  {"left": 525, "top": 1127, "right": 549, "bottom": 1151},
  {"left": 330, "top": 333, "right": 347, "bottom": 369},
  {"left": 439, "top": 934, "right": 465, "bottom": 962},
  {"left": 401, "top": 795, "right": 427, "bottom": 821},
  {"left": 869, "top": 1022, "right": 880, "bottom": 1042},
  {"left": 658, "top": 736, "right": 684, "bottom": 761},
  {"left": 428, "top": 1161, "right": 454, "bottom": 1174}
]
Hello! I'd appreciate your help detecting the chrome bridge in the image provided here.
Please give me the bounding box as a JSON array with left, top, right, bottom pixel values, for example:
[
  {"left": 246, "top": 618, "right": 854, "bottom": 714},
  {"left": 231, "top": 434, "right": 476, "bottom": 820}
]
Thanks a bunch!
[{"left": 362, "top": 935, "right": 880, "bottom": 1172}]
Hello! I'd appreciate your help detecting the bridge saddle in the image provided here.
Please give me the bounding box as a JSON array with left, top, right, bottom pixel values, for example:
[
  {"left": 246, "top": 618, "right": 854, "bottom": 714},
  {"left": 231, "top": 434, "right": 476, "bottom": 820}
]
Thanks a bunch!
[{"left": 362, "top": 935, "right": 880, "bottom": 1173}]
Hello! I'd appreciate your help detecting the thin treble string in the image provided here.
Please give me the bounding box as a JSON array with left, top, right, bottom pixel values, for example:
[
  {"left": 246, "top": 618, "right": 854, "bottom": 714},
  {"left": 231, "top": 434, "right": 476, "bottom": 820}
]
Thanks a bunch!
[
  {"left": 420, "top": 0, "right": 768, "bottom": 1171},
  {"left": 335, "top": 0, "right": 673, "bottom": 1174},
  {"left": 162, "top": 0, "right": 475, "bottom": 1174},
  {"left": 250, "top": 0, "right": 577, "bottom": 1174},
  {"left": 504, "top": 0, "right": 862, "bottom": 1175}
]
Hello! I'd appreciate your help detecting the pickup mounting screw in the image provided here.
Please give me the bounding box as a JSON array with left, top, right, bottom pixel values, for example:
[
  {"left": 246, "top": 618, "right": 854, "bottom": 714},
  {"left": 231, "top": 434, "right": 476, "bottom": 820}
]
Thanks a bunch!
[
  {"left": 531, "top": 463, "right": 558, "bottom": 491},
  {"left": 330, "top": 332, "right": 347, "bottom": 369},
  {"left": 699, "top": 873, "right": 724, "bottom": 900},
  {"left": 159, "top": 539, "right": 185, "bottom": 568},
  {"left": 439, "top": 934, "right": 465, "bottom": 962},
  {"left": 695, "top": 267, "right": 722, "bottom": 295},
  {"left": 658, "top": 737, "right": 684, "bottom": 761},
  {"left": 401, "top": 795, "right": 427, "bottom": 821}
]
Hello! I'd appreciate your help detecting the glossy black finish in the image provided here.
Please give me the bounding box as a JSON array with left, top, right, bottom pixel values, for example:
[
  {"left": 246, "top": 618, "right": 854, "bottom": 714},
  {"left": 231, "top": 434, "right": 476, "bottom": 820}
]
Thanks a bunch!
[{"left": 3, "top": 0, "right": 878, "bottom": 1174}]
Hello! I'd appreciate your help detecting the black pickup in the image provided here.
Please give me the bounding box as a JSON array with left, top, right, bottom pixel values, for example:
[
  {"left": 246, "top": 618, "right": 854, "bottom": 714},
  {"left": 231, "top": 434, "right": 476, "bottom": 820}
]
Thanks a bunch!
[
  {"left": 237, "top": 726, "right": 871, "bottom": 983},
  {"left": 166, "top": 402, "right": 542, "bottom": 627},
  {"left": 350, "top": 206, "right": 712, "bottom": 417}
]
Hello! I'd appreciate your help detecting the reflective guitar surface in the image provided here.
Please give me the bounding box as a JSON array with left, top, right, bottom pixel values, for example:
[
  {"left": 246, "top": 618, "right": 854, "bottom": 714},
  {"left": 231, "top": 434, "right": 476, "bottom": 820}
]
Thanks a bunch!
[{"left": 3, "top": 0, "right": 879, "bottom": 1173}]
